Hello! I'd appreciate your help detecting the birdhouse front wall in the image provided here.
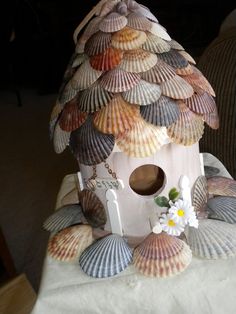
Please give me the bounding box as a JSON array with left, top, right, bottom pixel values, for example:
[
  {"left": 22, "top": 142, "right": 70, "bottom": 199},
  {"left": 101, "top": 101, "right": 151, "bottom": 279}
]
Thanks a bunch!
[{"left": 79, "top": 142, "right": 202, "bottom": 238}]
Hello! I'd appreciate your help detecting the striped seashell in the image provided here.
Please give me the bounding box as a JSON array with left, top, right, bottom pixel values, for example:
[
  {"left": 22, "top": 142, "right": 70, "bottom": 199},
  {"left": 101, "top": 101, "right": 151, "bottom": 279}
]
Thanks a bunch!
[
  {"left": 84, "top": 31, "right": 112, "bottom": 56},
  {"left": 120, "top": 49, "right": 157, "bottom": 73},
  {"left": 141, "top": 59, "right": 176, "bottom": 84},
  {"left": 43, "top": 204, "right": 85, "bottom": 232},
  {"left": 100, "top": 68, "right": 141, "bottom": 93},
  {"left": 70, "top": 116, "right": 115, "bottom": 165},
  {"left": 157, "top": 49, "right": 189, "bottom": 69},
  {"left": 116, "top": 119, "right": 167, "bottom": 157},
  {"left": 58, "top": 81, "right": 77, "bottom": 106},
  {"left": 53, "top": 122, "right": 70, "bottom": 154},
  {"left": 178, "top": 50, "right": 196, "bottom": 65},
  {"left": 79, "top": 189, "right": 107, "bottom": 228},
  {"left": 111, "top": 27, "right": 147, "bottom": 50},
  {"left": 90, "top": 47, "right": 123, "bottom": 71},
  {"left": 59, "top": 99, "right": 87, "bottom": 132},
  {"left": 122, "top": 79, "right": 161, "bottom": 105},
  {"left": 99, "top": 12, "right": 128, "bottom": 33},
  {"left": 48, "top": 225, "right": 93, "bottom": 262},
  {"left": 116, "top": 1, "right": 128, "bottom": 16},
  {"left": 72, "top": 54, "right": 88, "bottom": 68},
  {"left": 140, "top": 96, "right": 180, "bottom": 127},
  {"left": 78, "top": 82, "right": 113, "bottom": 113},
  {"left": 149, "top": 22, "right": 171, "bottom": 41},
  {"left": 161, "top": 75, "right": 194, "bottom": 99},
  {"left": 192, "top": 176, "right": 209, "bottom": 219},
  {"left": 167, "top": 102, "right": 204, "bottom": 146},
  {"left": 79, "top": 234, "right": 132, "bottom": 278},
  {"left": 207, "top": 176, "right": 236, "bottom": 197},
  {"left": 132, "top": 5, "right": 158, "bottom": 22},
  {"left": 184, "top": 91, "right": 216, "bottom": 114},
  {"left": 127, "top": 12, "right": 152, "bottom": 31},
  {"left": 185, "top": 219, "right": 236, "bottom": 259},
  {"left": 133, "top": 232, "right": 192, "bottom": 277},
  {"left": 74, "top": 17, "right": 102, "bottom": 45},
  {"left": 168, "top": 40, "right": 184, "bottom": 51},
  {"left": 175, "top": 64, "right": 194, "bottom": 76},
  {"left": 207, "top": 196, "right": 236, "bottom": 223},
  {"left": 142, "top": 32, "right": 171, "bottom": 53},
  {"left": 71, "top": 60, "right": 103, "bottom": 91},
  {"left": 93, "top": 94, "right": 139, "bottom": 135},
  {"left": 203, "top": 107, "right": 219, "bottom": 130}
]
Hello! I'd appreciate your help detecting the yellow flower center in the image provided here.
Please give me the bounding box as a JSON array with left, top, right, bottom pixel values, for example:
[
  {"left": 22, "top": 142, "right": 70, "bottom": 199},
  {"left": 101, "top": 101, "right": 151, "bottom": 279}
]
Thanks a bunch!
[
  {"left": 168, "top": 219, "right": 176, "bottom": 227},
  {"left": 177, "top": 209, "right": 185, "bottom": 217}
]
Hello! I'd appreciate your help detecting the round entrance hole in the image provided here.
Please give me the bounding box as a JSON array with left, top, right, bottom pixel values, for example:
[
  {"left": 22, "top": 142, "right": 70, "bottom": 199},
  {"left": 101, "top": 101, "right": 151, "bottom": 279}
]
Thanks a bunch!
[{"left": 129, "top": 164, "right": 166, "bottom": 196}]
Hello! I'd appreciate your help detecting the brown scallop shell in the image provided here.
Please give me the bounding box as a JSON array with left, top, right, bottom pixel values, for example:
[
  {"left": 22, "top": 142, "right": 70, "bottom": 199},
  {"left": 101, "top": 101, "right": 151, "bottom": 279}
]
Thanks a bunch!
[
  {"left": 127, "top": 12, "right": 152, "bottom": 31},
  {"left": 120, "top": 49, "right": 157, "bottom": 73},
  {"left": 141, "top": 59, "right": 176, "bottom": 84},
  {"left": 111, "top": 27, "right": 147, "bottom": 50},
  {"left": 161, "top": 75, "right": 194, "bottom": 99},
  {"left": 84, "top": 31, "right": 112, "bottom": 56},
  {"left": 175, "top": 64, "right": 194, "bottom": 76},
  {"left": 142, "top": 32, "right": 171, "bottom": 53},
  {"left": 99, "top": 12, "right": 128, "bottom": 33},
  {"left": 192, "top": 175, "right": 209, "bottom": 219},
  {"left": 157, "top": 49, "right": 189, "bottom": 69},
  {"left": 90, "top": 47, "right": 123, "bottom": 71},
  {"left": 149, "top": 22, "right": 171, "bottom": 41},
  {"left": 53, "top": 122, "right": 70, "bottom": 154},
  {"left": 203, "top": 107, "right": 219, "bottom": 129},
  {"left": 207, "top": 176, "right": 236, "bottom": 197},
  {"left": 184, "top": 91, "right": 217, "bottom": 114}
]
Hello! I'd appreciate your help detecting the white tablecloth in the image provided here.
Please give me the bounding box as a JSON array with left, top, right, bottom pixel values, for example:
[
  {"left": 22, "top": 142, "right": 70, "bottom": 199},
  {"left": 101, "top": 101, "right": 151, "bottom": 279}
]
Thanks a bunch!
[{"left": 32, "top": 154, "right": 236, "bottom": 314}]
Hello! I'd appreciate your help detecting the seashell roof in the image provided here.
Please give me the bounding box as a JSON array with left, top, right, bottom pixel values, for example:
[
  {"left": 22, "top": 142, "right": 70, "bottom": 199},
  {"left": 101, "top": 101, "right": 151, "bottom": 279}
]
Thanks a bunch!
[{"left": 51, "top": 0, "right": 219, "bottom": 166}]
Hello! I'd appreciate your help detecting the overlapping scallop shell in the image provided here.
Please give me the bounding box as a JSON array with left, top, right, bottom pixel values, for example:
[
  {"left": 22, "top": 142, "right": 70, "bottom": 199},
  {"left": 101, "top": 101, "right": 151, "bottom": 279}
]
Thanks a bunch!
[
  {"left": 43, "top": 204, "right": 85, "bottom": 232},
  {"left": 175, "top": 64, "right": 193, "bottom": 76},
  {"left": 79, "top": 189, "right": 107, "bottom": 228},
  {"left": 72, "top": 54, "right": 88, "bottom": 68},
  {"left": 185, "top": 219, "right": 236, "bottom": 259},
  {"left": 192, "top": 176, "right": 209, "bottom": 219},
  {"left": 161, "top": 75, "right": 194, "bottom": 99},
  {"left": 178, "top": 50, "right": 196, "bottom": 64},
  {"left": 133, "top": 232, "right": 192, "bottom": 277},
  {"left": 207, "top": 176, "right": 236, "bottom": 197},
  {"left": 142, "top": 32, "right": 171, "bottom": 53},
  {"left": 203, "top": 107, "right": 219, "bottom": 129},
  {"left": 111, "top": 27, "right": 147, "bottom": 50},
  {"left": 50, "top": 101, "right": 63, "bottom": 122},
  {"left": 149, "top": 23, "right": 171, "bottom": 41},
  {"left": 167, "top": 103, "right": 204, "bottom": 145},
  {"left": 99, "top": 12, "right": 128, "bottom": 33},
  {"left": 169, "top": 40, "right": 184, "bottom": 51},
  {"left": 116, "top": 119, "right": 167, "bottom": 157},
  {"left": 58, "top": 81, "right": 77, "bottom": 106},
  {"left": 120, "top": 49, "right": 157, "bottom": 73},
  {"left": 140, "top": 96, "right": 180, "bottom": 127},
  {"left": 48, "top": 225, "right": 93, "bottom": 262},
  {"left": 100, "top": 68, "right": 141, "bottom": 93},
  {"left": 70, "top": 116, "right": 115, "bottom": 165},
  {"left": 90, "top": 47, "right": 123, "bottom": 71},
  {"left": 79, "top": 234, "right": 133, "bottom": 278},
  {"left": 158, "top": 49, "right": 189, "bottom": 69},
  {"left": 132, "top": 4, "right": 158, "bottom": 22},
  {"left": 93, "top": 94, "right": 139, "bottom": 135},
  {"left": 84, "top": 31, "right": 112, "bottom": 56},
  {"left": 127, "top": 12, "right": 152, "bottom": 31},
  {"left": 184, "top": 91, "right": 216, "bottom": 114},
  {"left": 53, "top": 122, "right": 70, "bottom": 154},
  {"left": 141, "top": 59, "right": 176, "bottom": 84},
  {"left": 122, "top": 79, "right": 161, "bottom": 105},
  {"left": 207, "top": 196, "right": 236, "bottom": 224}
]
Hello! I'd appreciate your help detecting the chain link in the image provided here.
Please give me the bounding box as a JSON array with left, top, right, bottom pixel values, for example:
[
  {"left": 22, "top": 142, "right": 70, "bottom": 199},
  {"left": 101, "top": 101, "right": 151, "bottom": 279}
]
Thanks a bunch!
[{"left": 104, "top": 162, "right": 117, "bottom": 179}]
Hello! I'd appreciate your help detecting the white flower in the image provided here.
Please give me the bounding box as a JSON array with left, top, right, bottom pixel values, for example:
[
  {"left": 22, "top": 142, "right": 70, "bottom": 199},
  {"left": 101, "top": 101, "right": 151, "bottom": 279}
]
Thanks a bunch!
[
  {"left": 188, "top": 213, "right": 199, "bottom": 228},
  {"left": 160, "top": 213, "right": 184, "bottom": 236},
  {"left": 169, "top": 199, "right": 195, "bottom": 225}
]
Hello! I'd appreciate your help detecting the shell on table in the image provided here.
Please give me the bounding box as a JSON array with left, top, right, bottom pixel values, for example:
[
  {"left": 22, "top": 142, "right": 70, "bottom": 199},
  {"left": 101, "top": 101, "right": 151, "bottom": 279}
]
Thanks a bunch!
[
  {"left": 99, "top": 12, "right": 128, "bottom": 33},
  {"left": 167, "top": 102, "right": 204, "bottom": 146},
  {"left": 116, "top": 119, "right": 167, "bottom": 157},
  {"left": 141, "top": 59, "right": 176, "bottom": 84},
  {"left": 157, "top": 49, "right": 189, "bottom": 69},
  {"left": 133, "top": 232, "right": 192, "bottom": 277},
  {"left": 142, "top": 32, "right": 171, "bottom": 53},
  {"left": 53, "top": 122, "right": 70, "bottom": 154},
  {"left": 78, "top": 82, "right": 114, "bottom": 113},
  {"left": 111, "top": 27, "right": 147, "bottom": 51},
  {"left": 184, "top": 91, "right": 217, "bottom": 114},
  {"left": 203, "top": 107, "right": 219, "bottom": 130},
  {"left": 161, "top": 75, "right": 194, "bottom": 99},
  {"left": 122, "top": 79, "right": 161, "bottom": 105},
  {"left": 207, "top": 176, "right": 236, "bottom": 197},
  {"left": 207, "top": 196, "right": 236, "bottom": 224},
  {"left": 43, "top": 204, "right": 86, "bottom": 232},
  {"left": 185, "top": 219, "right": 236, "bottom": 259},
  {"left": 70, "top": 116, "right": 115, "bottom": 165},
  {"left": 127, "top": 12, "right": 152, "bottom": 31},
  {"left": 93, "top": 94, "right": 139, "bottom": 135},
  {"left": 79, "top": 234, "right": 133, "bottom": 278},
  {"left": 120, "top": 49, "right": 157, "bottom": 73},
  {"left": 192, "top": 175, "right": 209, "bottom": 219},
  {"left": 149, "top": 22, "right": 171, "bottom": 41},
  {"left": 90, "top": 47, "right": 123, "bottom": 71},
  {"left": 100, "top": 68, "right": 141, "bottom": 93},
  {"left": 48, "top": 225, "right": 93, "bottom": 262},
  {"left": 79, "top": 189, "right": 107, "bottom": 228},
  {"left": 140, "top": 96, "right": 180, "bottom": 127},
  {"left": 84, "top": 31, "right": 112, "bottom": 57}
]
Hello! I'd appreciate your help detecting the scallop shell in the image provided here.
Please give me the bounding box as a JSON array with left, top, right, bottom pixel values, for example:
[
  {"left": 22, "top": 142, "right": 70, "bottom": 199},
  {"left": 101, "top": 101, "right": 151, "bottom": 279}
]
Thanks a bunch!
[
  {"left": 84, "top": 31, "right": 111, "bottom": 57},
  {"left": 43, "top": 204, "right": 85, "bottom": 232},
  {"left": 149, "top": 23, "right": 171, "bottom": 41},
  {"left": 207, "top": 176, "right": 236, "bottom": 197},
  {"left": 141, "top": 59, "right": 176, "bottom": 84},
  {"left": 157, "top": 49, "right": 189, "bottom": 69},
  {"left": 167, "top": 102, "right": 204, "bottom": 145},
  {"left": 203, "top": 107, "right": 219, "bottom": 129},
  {"left": 175, "top": 64, "right": 194, "bottom": 76},
  {"left": 79, "top": 189, "right": 107, "bottom": 228},
  {"left": 169, "top": 40, "right": 184, "bottom": 51},
  {"left": 116, "top": 119, "right": 167, "bottom": 157},
  {"left": 99, "top": 12, "right": 128, "bottom": 33},
  {"left": 132, "top": 5, "right": 158, "bottom": 22},
  {"left": 72, "top": 54, "right": 88, "bottom": 68},
  {"left": 100, "top": 68, "right": 141, "bottom": 93},
  {"left": 111, "top": 27, "right": 147, "bottom": 50},
  {"left": 53, "top": 122, "right": 70, "bottom": 154},
  {"left": 192, "top": 176, "right": 209, "bottom": 219},
  {"left": 207, "top": 196, "right": 236, "bottom": 223},
  {"left": 50, "top": 101, "right": 63, "bottom": 122},
  {"left": 71, "top": 60, "right": 103, "bottom": 91},
  {"left": 78, "top": 82, "right": 113, "bottom": 113},
  {"left": 184, "top": 91, "right": 216, "bottom": 114},
  {"left": 120, "top": 49, "right": 157, "bottom": 73},
  {"left": 133, "top": 232, "right": 192, "bottom": 277},
  {"left": 178, "top": 50, "right": 196, "bottom": 65},
  {"left": 48, "top": 225, "right": 93, "bottom": 262},
  {"left": 79, "top": 234, "right": 132, "bottom": 278},
  {"left": 127, "top": 12, "right": 152, "bottom": 31},
  {"left": 90, "top": 47, "right": 123, "bottom": 71},
  {"left": 122, "top": 79, "right": 161, "bottom": 105},
  {"left": 140, "top": 96, "right": 180, "bottom": 127},
  {"left": 58, "top": 81, "right": 77, "bottom": 106},
  {"left": 59, "top": 99, "right": 87, "bottom": 132},
  {"left": 70, "top": 116, "right": 115, "bottom": 165},
  {"left": 185, "top": 219, "right": 236, "bottom": 259},
  {"left": 142, "top": 32, "right": 171, "bottom": 53},
  {"left": 93, "top": 94, "right": 139, "bottom": 135},
  {"left": 161, "top": 75, "right": 194, "bottom": 99}
]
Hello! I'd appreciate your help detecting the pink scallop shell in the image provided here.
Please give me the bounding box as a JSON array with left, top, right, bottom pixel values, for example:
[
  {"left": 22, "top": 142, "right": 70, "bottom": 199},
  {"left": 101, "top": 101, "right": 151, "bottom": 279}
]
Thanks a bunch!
[
  {"left": 84, "top": 31, "right": 112, "bottom": 56},
  {"left": 161, "top": 75, "right": 194, "bottom": 99},
  {"left": 127, "top": 12, "right": 152, "bottom": 31},
  {"left": 141, "top": 59, "right": 176, "bottom": 84},
  {"left": 99, "top": 12, "right": 128, "bottom": 33},
  {"left": 120, "top": 49, "right": 157, "bottom": 73}
]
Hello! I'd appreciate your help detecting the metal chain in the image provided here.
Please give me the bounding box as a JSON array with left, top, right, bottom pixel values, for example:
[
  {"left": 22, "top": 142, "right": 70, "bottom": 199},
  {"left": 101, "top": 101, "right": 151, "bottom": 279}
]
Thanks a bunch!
[{"left": 104, "top": 161, "right": 117, "bottom": 179}]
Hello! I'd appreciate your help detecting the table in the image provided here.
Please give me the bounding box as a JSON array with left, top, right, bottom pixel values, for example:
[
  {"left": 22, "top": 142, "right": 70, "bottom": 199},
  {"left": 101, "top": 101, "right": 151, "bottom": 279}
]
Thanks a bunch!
[{"left": 32, "top": 154, "right": 236, "bottom": 314}]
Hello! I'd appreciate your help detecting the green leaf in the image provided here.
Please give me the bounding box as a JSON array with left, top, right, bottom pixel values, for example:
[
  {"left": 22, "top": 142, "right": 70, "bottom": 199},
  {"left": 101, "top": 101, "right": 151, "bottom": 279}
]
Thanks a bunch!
[
  {"left": 154, "top": 196, "right": 169, "bottom": 207},
  {"left": 168, "top": 188, "right": 180, "bottom": 201}
]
